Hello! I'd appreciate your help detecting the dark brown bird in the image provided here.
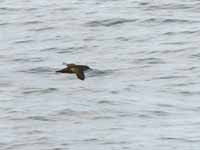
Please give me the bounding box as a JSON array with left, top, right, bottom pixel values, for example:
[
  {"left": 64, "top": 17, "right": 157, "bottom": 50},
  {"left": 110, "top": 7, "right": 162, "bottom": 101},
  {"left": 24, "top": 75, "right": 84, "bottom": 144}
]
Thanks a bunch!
[{"left": 56, "top": 63, "right": 90, "bottom": 80}]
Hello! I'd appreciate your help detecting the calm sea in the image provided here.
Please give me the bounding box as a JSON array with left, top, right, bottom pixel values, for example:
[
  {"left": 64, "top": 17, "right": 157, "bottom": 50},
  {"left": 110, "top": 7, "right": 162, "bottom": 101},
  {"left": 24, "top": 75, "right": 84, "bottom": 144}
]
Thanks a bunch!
[{"left": 1, "top": 0, "right": 200, "bottom": 149}]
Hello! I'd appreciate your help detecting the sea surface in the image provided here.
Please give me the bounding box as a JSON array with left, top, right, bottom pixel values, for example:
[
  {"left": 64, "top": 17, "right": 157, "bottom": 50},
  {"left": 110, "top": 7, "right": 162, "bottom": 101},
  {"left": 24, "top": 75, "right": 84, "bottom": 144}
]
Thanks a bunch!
[{"left": 1, "top": 0, "right": 200, "bottom": 150}]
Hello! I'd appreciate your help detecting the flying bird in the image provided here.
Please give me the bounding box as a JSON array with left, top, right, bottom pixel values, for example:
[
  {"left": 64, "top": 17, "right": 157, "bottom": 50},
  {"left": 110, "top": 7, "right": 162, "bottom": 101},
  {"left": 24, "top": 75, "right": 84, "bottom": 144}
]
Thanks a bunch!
[{"left": 56, "top": 63, "right": 90, "bottom": 80}]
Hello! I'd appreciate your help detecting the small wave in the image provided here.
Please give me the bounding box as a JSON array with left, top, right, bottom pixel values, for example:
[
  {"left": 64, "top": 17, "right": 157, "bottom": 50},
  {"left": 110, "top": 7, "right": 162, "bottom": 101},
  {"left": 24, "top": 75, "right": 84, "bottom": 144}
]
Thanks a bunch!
[
  {"left": 0, "top": 22, "right": 9, "bottom": 26},
  {"left": 141, "top": 18, "right": 199, "bottom": 25},
  {"left": 137, "top": 114, "right": 153, "bottom": 119},
  {"left": 161, "top": 41, "right": 189, "bottom": 45},
  {"left": 23, "top": 7, "right": 38, "bottom": 11},
  {"left": 54, "top": 7, "right": 73, "bottom": 12},
  {"left": 110, "top": 90, "right": 120, "bottom": 94},
  {"left": 101, "top": 140, "right": 129, "bottom": 145},
  {"left": 0, "top": 7, "right": 19, "bottom": 11},
  {"left": 14, "top": 39, "right": 34, "bottom": 44},
  {"left": 145, "top": 4, "right": 193, "bottom": 11},
  {"left": 57, "top": 49, "right": 74, "bottom": 54},
  {"left": 162, "top": 18, "right": 196, "bottom": 23},
  {"left": 161, "top": 48, "right": 189, "bottom": 54},
  {"left": 156, "top": 103, "right": 175, "bottom": 108},
  {"left": 87, "top": 69, "right": 114, "bottom": 78},
  {"left": 41, "top": 36, "right": 63, "bottom": 42},
  {"left": 178, "top": 67, "right": 197, "bottom": 71},
  {"left": 12, "top": 57, "right": 44, "bottom": 63},
  {"left": 139, "top": 2, "right": 149, "bottom": 6},
  {"left": 27, "top": 116, "right": 54, "bottom": 121},
  {"left": 179, "top": 91, "right": 200, "bottom": 96},
  {"left": 146, "top": 110, "right": 169, "bottom": 117},
  {"left": 97, "top": 100, "right": 114, "bottom": 105},
  {"left": 29, "top": 26, "right": 55, "bottom": 32},
  {"left": 57, "top": 46, "right": 86, "bottom": 54},
  {"left": 134, "top": 57, "right": 165, "bottom": 65},
  {"left": 26, "top": 129, "right": 43, "bottom": 135},
  {"left": 86, "top": 18, "right": 137, "bottom": 27},
  {"left": 160, "top": 137, "right": 200, "bottom": 143},
  {"left": 191, "top": 53, "right": 200, "bottom": 58},
  {"left": 20, "top": 67, "right": 54, "bottom": 74},
  {"left": 152, "top": 75, "right": 186, "bottom": 80},
  {"left": 142, "top": 18, "right": 157, "bottom": 23},
  {"left": 40, "top": 47, "right": 57, "bottom": 52},
  {"left": 170, "top": 82, "right": 197, "bottom": 87},
  {"left": 92, "top": 115, "right": 115, "bottom": 120},
  {"left": 55, "top": 108, "right": 97, "bottom": 119},
  {"left": 40, "top": 46, "right": 86, "bottom": 53},
  {"left": 22, "top": 88, "right": 57, "bottom": 95},
  {"left": 56, "top": 108, "right": 77, "bottom": 116},
  {"left": 82, "top": 138, "right": 98, "bottom": 142},
  {"left": 23, "top": 20, "right": 43, "bottom": 25},
  {"left": 163, "top": 30, "right": 199, "bottom": 36},
  {"left": 115, "top": 37, "right": 129, "bottom": 41}
]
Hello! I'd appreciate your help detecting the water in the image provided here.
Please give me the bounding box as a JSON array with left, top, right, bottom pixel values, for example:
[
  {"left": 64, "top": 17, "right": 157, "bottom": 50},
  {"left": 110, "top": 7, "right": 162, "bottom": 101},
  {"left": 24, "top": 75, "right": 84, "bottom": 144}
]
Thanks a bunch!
[{"left": 1, "top": 0, "right": 200, "bottom": 149}]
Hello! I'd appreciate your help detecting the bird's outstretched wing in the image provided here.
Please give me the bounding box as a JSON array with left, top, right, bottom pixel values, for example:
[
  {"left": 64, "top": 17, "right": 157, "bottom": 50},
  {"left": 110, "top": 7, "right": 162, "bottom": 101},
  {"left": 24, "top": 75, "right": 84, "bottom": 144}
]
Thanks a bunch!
[
  {"left": 74, "top": 68, "right": 85, "bottom": 80},
  {"left": 67, "top": 64, "right": 76, "bottom": 67}
]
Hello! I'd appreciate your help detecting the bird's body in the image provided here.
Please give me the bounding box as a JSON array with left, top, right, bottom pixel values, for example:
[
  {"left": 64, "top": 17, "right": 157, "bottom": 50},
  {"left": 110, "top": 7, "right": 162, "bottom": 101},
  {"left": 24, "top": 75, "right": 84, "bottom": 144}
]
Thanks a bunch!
[{"left": 56, "top": 63, "right": 90, "bottom": 80}]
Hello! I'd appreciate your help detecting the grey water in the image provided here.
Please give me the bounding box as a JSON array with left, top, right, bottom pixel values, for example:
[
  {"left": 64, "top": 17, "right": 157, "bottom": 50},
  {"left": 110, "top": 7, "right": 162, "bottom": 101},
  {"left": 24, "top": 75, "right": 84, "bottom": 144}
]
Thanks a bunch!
[{"left": 1, "top": 0, "right": 200, "bottom": 149}]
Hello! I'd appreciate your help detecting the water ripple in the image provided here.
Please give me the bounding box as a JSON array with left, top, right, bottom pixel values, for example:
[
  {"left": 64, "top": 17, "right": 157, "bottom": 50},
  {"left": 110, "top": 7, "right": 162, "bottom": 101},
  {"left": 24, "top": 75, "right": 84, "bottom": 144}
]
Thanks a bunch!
[
  {"left": 160, "top": 137, "right": 200, "bottom": 143},
  {"left": 163, "top": 18, "right": 198, "bottom": 23},
  {"left": 97, "top": 100, "right": 115, "bottom": 105},
  {"left": 55, "top": 108, "right": 97, "bottom": 120},
  {"left": 152, "top": 75, "right": 187, "bottom": 80},
  {"left": 146, "top": 110, "right": 170, "bottom": 117},
  {"left": 14, "top": 39, "right": 34, "bottom": 44},
  {"left": 27, "top": 116, "right": 54, "bottom": 121},
  {"left": 12, "top": 57, "right": 44, "bottom": 63},
  {"left": 22, "top": 20, "right": 43, "bottom": 25},
  {"left": 0, "top": 7, "right": 19, "bottom": 12},
  {"left": 145, "top": 3, "right": 194, "bottom": 10},
  {"left": 19, "top": 67, "right": 54, "bottom": 74},
  {"left": 178, "top": 91, "right": 200, "bottom": 96},
  {"left": 87, "top": 69, "right": 114, "bottom": 78},
  {"left": 29, "top": 26, "right": 55, "bottom": 32},
  {"left": 134, "top": 58, "right": 165, "bottom": 65},
  {"left": 0, "top": 22, "right": 9, "bottom": 26},
  {"left": 191, "top": 52, "right": 200, "bottom": 59},
  {"left": 163, "top": 30, "right": 200, "bottom": 36},
  {"left": 86, "top": 18, "right": 137, "bottom": 27},
  {"left": 141, "top": 18, "right": 199, "bottom": 25},
  {"left": 22, "top": 88, "right": 58, "bottom": 95},
  {"left": 40, "top": 47, "right": 57, "bottom": 52},
  {"left": 57, "top": 46, "right": 86, "bottom": 54}
]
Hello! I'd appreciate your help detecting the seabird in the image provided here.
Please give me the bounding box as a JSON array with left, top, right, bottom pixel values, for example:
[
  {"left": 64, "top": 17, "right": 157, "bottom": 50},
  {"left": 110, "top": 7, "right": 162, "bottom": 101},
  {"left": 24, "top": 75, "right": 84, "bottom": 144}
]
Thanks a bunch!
[{"left": 56, "top": 63, "right": 90, "bottom": 80}]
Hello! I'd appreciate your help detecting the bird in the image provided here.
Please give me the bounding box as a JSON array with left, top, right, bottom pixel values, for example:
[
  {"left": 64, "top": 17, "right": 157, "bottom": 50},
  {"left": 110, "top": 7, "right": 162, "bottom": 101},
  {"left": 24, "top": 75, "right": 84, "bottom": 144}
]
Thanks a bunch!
[{"left": 56, "top": 63, "right": 90, "bottom": 80}]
